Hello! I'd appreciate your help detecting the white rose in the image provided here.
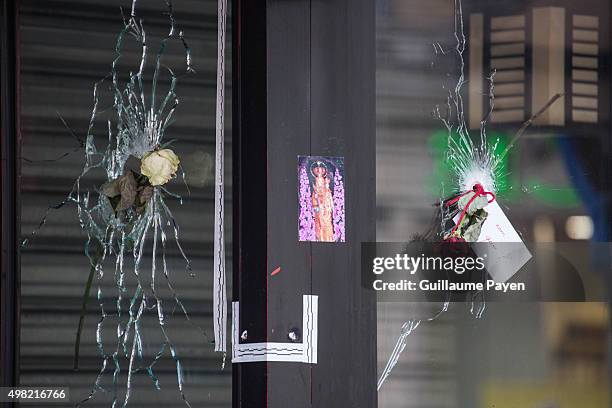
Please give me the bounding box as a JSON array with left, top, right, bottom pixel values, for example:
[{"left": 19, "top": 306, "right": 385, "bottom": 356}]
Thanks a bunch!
[{"left": 140, "top": 149, "right": 180, "bottom": 186}]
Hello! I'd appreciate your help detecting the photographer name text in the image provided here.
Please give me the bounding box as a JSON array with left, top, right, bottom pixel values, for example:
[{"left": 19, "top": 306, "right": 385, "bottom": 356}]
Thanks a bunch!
[{"left": 372, "top": 279, "right": 525, "bottom": 293}]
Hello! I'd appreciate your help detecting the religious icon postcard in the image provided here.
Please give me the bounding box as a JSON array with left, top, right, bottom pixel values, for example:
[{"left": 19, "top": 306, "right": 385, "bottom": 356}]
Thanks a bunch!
[{"left": 298, "top": 156, "right": 345, "bottom": 243}]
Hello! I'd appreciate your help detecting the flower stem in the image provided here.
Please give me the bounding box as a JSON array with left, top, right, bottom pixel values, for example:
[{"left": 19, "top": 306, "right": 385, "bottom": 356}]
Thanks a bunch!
[{"left": 73, "top": 246, "right": 102, "bottom": 370}]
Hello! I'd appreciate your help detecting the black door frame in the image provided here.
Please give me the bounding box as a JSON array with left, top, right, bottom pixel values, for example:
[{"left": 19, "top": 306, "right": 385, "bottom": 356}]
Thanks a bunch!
[
  {"left": 232, "top": 1, "right": 377, "bottom": 406},
  {"left": 2, "top": 1, "right": 377, "bottom": 407},
  {"left": 0, "top": 0, "right": 20, "bottom": 397}
]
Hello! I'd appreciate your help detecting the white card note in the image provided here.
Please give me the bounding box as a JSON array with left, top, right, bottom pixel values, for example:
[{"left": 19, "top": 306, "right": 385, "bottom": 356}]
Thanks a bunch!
[{"left": 455, "top": 201, "right": 532, "bottom": 283}]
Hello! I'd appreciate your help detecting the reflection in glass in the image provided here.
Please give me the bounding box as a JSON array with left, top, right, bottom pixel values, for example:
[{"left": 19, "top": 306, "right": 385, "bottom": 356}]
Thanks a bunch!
[
  {"left": 376, "top": 0, "right": 610, "bottom": 407},
  {"left": 19, "top": 0, "right": 231, "bottom": 406}
]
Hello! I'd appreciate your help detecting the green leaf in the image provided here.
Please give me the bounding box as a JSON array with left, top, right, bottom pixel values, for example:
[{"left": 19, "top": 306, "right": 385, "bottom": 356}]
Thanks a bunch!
[
  {"left": 457, "top": 192, "right": 489, "bottom": 215},
  {"left": 116, "top": 172, "right": 137, "bottom": 211},
  {"left": 101, "top": 179, "right": 120, "bottom": 197},
  {"left": 74, "top": 246, "right": 102, "bottom": 370},
  {"left": 460, "top": 209, "right": 488, "bottom": 242}
]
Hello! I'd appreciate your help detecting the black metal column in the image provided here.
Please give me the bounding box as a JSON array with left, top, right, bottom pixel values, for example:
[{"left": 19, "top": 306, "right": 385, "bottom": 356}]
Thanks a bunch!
[
  {"left": 233, "top": 0, "right": 376, "bottom": 406},
  {"left": 0, "top": 0, "right": 20, "bottom": 397},
  {"left": 309, "top": 0, "right": 376, "bottom": 405},
  {"left": 232, "top": 0, "right": 268, "bottom": 407}
]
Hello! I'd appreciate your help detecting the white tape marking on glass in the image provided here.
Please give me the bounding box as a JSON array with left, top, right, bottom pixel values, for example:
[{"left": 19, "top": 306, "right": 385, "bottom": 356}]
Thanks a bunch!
[
  {"left": 232, "top": 295, "right": 318, "bottom": 364},
  {"left": 213, "top": 0, "right": 228, "bottom": 354}
]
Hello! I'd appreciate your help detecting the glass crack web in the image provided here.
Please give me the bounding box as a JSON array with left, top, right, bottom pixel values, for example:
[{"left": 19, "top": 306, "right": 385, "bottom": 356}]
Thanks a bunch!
[
  {"left": 377, "top": 0, "right": 562, "bottom": 391},
  {"left": 433, "top": 0, "right": 501, "bottom": 207},
  {"left": 21, "top": 1, "right": 205, "bottom": 406},
  {"left": 378, "top": 0, "right": 490, "bottom": 391}
]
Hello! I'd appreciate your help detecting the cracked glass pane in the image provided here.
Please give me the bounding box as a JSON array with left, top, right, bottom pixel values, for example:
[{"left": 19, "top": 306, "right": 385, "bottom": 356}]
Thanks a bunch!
[
  {"left": 19, "top": 0, "right": 231, "bottom": 406},
  {"left": 376, "top": 0, "right": 610, "bottom": 406}
]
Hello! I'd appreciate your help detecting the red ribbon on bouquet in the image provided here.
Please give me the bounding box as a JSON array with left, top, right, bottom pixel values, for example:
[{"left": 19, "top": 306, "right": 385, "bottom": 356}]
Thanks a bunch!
[{"left": 445, "top": 183, "right": 496, "bottom": 235}]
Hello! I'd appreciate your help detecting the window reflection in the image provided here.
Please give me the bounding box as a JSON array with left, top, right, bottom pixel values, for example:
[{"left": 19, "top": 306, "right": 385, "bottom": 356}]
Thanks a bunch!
[
  {"left": 19, "top": 0, "right": 231, "bottom": 405},
  {"left": 376, "top": 1, "right": 610, "bottom": 407}
]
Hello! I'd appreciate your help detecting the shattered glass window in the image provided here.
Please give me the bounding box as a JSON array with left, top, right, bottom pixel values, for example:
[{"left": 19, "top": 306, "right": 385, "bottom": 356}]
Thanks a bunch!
[
  {"left": 19, "top": 0, "right": 231, "bottom": 406},
  {"left": 376, "top": 0, "right": 610, "bottom": 407}
]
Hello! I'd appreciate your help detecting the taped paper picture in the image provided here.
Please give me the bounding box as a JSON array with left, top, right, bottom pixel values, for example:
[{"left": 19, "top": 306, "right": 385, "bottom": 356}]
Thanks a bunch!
[{"left": 298, "top": 156, "right": 345, "bottom": 242}]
